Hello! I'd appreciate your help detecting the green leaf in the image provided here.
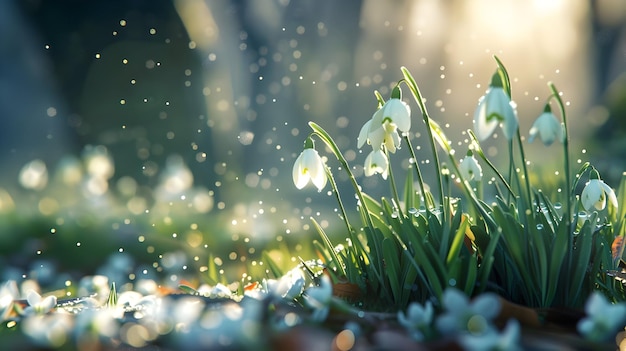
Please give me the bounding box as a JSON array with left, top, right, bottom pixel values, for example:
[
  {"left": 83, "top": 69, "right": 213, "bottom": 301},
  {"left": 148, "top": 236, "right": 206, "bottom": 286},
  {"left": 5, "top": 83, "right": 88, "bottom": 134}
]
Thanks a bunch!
[
  {"left": 107, "top": 282, "right": 117, "bottom": 308},
  {"left": 396, "top": 215, "right": 445, "bottom": 299},
  {"left": 205, "top": 254, "right": 220, "bottom": 286},
  {"left": 313, "top": 239, "right": 331, "bottom": 263},
  {"left": 382, "top": 237, "right": 402, "bottom": 304},
  {"left": 362, "top": 192, "right": 383, "bottom": 216},
  {"left": 311, "top": 218, "right": 346, "bottom": 278},
  {"left": 403, "top": 169, "right": 416, "bottom": 212},
  {"left": 569, "top": 217, "right": 595, "bottom": 304},
  {"left": 399, "top": 254, "right": 420, "bottom": 304},
  {"left": 446, "top": 213, "right": 470, "bottom": 265},
  {"left": 363, "top": 226, "right": 384, "bottom": 288},
  {"left": 262, "top": 251, "right": 285, "bottom": 279},
  {"left": 427, "top": 118, "right": 452, "bottom": 153},
  {"left": 179, "top": 284, "right": 199, "bottom": 295},
  {"left": 493, "top": 55, "right": 512, "bottom": 97},
  {"left": 464, "top": 253, "right": 479, "bottom": 295},
  {"left": 615, "top": 172, "right": 626, "bottom": 222},
  {"left": 528, "top": 225, "right": 549, "bottom": 305},
  {"left": 537, "top": 197, "right": 565, "bottom": 304}
]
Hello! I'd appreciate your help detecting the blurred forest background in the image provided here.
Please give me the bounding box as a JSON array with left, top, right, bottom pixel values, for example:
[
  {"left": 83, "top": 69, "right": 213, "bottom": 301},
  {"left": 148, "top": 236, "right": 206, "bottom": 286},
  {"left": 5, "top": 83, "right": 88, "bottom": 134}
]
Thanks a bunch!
[{"left": 0, "top": 0, "right": 625, "bottom": 283}]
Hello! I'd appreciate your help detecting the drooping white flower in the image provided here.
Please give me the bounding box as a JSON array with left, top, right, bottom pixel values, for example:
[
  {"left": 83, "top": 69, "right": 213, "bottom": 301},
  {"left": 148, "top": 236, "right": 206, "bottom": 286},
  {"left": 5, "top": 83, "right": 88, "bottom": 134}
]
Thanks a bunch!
[
  {"left": 528, "top": 108, "right": 563, "bottom": 146},
  {"left": 473, "top": 73, "right": 518, "bottom": 141},
  {"left": 459, "top": 318, "right": 522, "bottom": 351},
  {"left": 358, "top": 98, "right": 411, "bottom": 153},
  {"left": 357, "top": 118, "right": 374, "bottom": 149},
  {"left": 22, "top": 290, "right": 57, "bottom": 316},
  {"left": 0, "top": 281, "right": 19, "bottom": 321},
  {"left": 577, "top": 292, "right": 626, "bottom": 342},
  {"left": 581, "top": 171, "right": 618, "bottom": 212},
  {"left": 78, "top": 275, "right": 110, "bottom": 305},
  {"left": 292, "top": 147, "right": 327, "bottom": 191},
  {"left": 459, "top": 151, "right": 483, "bottom": 181},
  {"left": 397, "top": 301, "right": 434, "bottom": 341},
  {"left": 272, "top": 267, "right": 306, "bottom": 300},
  {"left": 23, "top": 313, "right": 73, "bottom": 348},
  {"left": 435, "top": 288, "right": 500, "bottom": 336},
  {"left": 363, "top": 150, "right": 389, "bottom": 179},
  {"left": 74, "top": 308, "right": 119, "bottom": 340},
  {"left": 303, "top": 275, "right": 333, "bottom": 322}
]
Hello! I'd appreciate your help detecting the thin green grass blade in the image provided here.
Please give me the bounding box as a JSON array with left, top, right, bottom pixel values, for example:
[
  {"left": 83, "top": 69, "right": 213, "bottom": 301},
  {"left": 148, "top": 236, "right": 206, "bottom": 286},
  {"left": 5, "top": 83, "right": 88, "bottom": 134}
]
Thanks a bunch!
[
  {"left": 206, "top": 253, "right": 220, "bottom": 286},
  {"left": 382, "top": 237, "right": 402, "bottom": 304},
  {"left": 262, "top": 251, "right": 285, "bottom": 279},
  {"left": 569, "top": 218, "right": 595, "bottom": 305},
  {"left": 403, "top": 168, "right": 416, "bottom": 212},
  {"left": 107, "top": 282, "right": 117, "bottom": 308},
  {"left": 446, "top": 213, "right": 470, "bottom": 265},
  {"left": 311, "top": 218, "right": 346, "bottom": 278}
]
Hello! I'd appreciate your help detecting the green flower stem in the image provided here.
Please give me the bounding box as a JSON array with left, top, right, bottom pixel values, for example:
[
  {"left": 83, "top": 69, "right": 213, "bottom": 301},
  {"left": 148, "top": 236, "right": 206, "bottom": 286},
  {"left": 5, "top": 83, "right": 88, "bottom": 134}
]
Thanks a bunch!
[
  {"left": 494, "top": 55, "right": 531, "bottom": 207},
  {"left": 548, "top": 82, "right": 573, "bottom": 298},
  {"left": 420, "top": 123, "right": 496, "bottom": 228},
  {"left": 307, "top": 122, "right": 384, "bottom": 279},
  {"left": 468, "top": 130, "right": 515, "bottom": 198},
  {"left": 384, "top": 148, "right": 404, "bottom": 216},
  {"left": 400, "top": 67, "right": 446, "bottom": 223},
  {"left": 548, "top": 82, "right": 571, "bottom": 224},
  {"left": 403, "top": 136, "right": 428, "bottom": 207},
  {"left": 107, "top": 282, "right": 117, "bottom": 307},
  {"left": 444, "top": 151, "right": 496, "bottom": 228},
  {"left": 494, "top": 55, "right": 512, "bottom": 98},
  {"left": 516, "top": 128, "right": 534, "bottom": 211},
  {"left": 507, "top": 139, "right": 516, "bottom": 204},
  {"left": 571, "top": 162, "right": 592, "bottom": 194},
  {"left": 308, "top": 122, "right": 374, "bottom": 229},
  {"left": 323, "top": 164, "right": 353, "bottom": 236}
]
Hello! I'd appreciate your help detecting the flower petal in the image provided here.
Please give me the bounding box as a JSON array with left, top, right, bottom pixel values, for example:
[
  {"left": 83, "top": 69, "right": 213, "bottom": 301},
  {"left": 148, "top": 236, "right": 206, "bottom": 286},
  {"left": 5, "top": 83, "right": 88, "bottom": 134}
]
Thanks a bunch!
[
  {"left": 481, "top": 87, "right": 518, "bottom": 140},
  {"left": 367, "top": 125, "right": 386, "bottom": 151},
  {"left": 292, "top": 149, "right": 327, "bottom": 190},
  {"left": 600, "top": 181, "right": 618, "bottom": 211},
  {"left": 26, "top": 290, "right": 41, "bottom": 306},
  {"left": 383, "top": 128, "right": 402, "bottom": 154},
  {"left": 459, "top": 155, "right": 482, "bottom": 181},
  {"left": 581, "top": 180, "right": 603, "bottom": 211},
  {"left": 442, "top": 288, "right": 468, "bottom": 312},
  {"left": 471, "top": 293, "right": 500, "bottom": 320},
  {"left": 500, "top": 101, "right": 519, "bottom": 140},
  {"left": 529, "top": 112, "right": 562, "bottom": 146},
  {"left": 383, "top": 99, "right": 411, "bottom": 132},
  {"left": 307, "top": 152, "right": 327, "bottom": 191},
  {"left": 473, "top": 96, "right": 498, "bottom": 141},
  {"left": 364, "top": 150, "right": 388, "bottom": 178},
  {"left": 357, "top": 119, "right": 373, "bottom": 149},
  {"left": 435, "top": 314, "right": 460, "bottom": 335},
  {"left": 39, "top": 295, "right": 57, "bottom": 312},
  {"left": 292, "top": 152, "right": 310, "bottom": 189}
]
